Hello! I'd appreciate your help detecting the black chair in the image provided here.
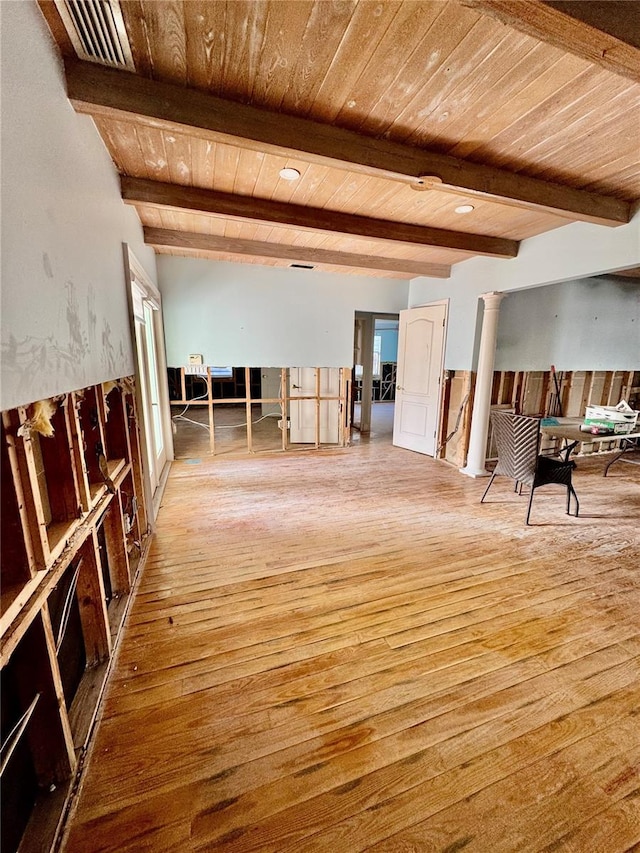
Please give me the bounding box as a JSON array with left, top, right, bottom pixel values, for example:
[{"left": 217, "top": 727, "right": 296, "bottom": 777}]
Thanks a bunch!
[{"left": 481, "top": 411, "right": 579, "bottom": 525}]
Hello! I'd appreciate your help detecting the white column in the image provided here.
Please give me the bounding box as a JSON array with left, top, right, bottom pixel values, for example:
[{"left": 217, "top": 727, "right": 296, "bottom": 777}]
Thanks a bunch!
[{"left": 461, "top": 291, "right": 505, "bottom": 478}]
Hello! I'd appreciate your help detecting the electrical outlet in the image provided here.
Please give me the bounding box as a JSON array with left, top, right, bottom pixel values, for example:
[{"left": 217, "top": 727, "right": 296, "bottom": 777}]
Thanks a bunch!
[
  {"left": 185, "top": 364, "right": 207, "bottom": 375},
  {"left": 189, "top": 354, "right": 203, "bottom": 364}
]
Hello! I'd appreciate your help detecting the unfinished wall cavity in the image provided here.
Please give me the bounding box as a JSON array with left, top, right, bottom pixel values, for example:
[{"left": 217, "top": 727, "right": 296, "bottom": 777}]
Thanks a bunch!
[{"left": 440, "top": 369, "right": 639, "bottom": 468}]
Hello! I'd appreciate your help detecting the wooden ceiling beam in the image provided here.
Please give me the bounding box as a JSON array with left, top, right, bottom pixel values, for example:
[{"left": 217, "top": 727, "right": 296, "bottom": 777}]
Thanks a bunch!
[
  {"left": 611, "top": 266, "right": 640, "bottom": 278},
  {"left": 123, "top": 177, "right": 518, "bottom": 258},
  {"left": 143, "top": 227, "right": 452, "bottom": 278},
  {"left": 64, "top": 59, "right": 631, "bottom": 228},
  {"left": 462, "top": 0, "right": 640, "bottom": 83}
]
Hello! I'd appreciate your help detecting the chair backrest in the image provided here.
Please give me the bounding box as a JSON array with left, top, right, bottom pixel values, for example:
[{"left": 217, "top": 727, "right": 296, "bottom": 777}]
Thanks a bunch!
[{"left": 491, "top": 411, "right": 540, "bottom": 485}]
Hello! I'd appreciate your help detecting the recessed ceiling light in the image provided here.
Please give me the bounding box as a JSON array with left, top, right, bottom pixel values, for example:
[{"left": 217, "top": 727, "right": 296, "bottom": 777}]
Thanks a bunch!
[
  {"left": 454, "top": 204, "right": 475, "bottom": 214},
  {"left": 279, "top": 167, "right": 301, "bottom": 181}
]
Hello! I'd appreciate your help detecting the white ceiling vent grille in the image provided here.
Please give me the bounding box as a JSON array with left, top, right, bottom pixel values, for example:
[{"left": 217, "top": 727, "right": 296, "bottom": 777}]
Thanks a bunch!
[{"left": 54, "top": 0, "right": 135, "bottom": 70}]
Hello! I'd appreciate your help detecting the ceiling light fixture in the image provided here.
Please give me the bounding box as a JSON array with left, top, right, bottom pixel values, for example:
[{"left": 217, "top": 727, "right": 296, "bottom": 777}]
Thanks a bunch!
[
  {"left": 279, "top": 167, "right": 301, "bottom": 181},
  {"left": 454, "top": 204, "right": 475, "bottom": 214}
]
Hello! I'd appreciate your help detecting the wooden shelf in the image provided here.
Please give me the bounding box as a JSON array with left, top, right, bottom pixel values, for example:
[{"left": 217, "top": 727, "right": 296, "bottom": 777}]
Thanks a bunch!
[
  {"left": 68, "top": 660, "right": 109, "bottom": 750},
  {"left": 47, "top": 519, "right": 80, "bottom": 562},
  {"left": 0, "top": 377, "right": 149, "bottom": 853},
  {"left": 0, "top": 573, "right": 44, "bottom": 636},
  {"left": 108, "top": 457, "right": 127, "bottom": 480}
]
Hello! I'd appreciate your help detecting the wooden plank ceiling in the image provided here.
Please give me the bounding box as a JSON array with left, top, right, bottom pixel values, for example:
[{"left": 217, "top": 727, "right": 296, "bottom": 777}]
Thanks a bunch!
[{"left": 40, "top": 0, "right": 640, "bottom": 279}]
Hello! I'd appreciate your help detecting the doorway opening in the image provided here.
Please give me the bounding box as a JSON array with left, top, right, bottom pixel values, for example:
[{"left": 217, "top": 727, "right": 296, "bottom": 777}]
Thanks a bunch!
[{"left": 353, "top": 312, "right": 399, "bottom": 442}]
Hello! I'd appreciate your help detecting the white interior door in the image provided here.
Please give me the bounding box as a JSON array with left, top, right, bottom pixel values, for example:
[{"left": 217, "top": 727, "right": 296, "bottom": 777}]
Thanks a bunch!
[
  {"left": 142, "top": 301, "right": 167, "bottom": 483},
  {"left": 393, "top": 304, "right": 447, "bottom": 455},
  {"left": 132, "top": 287, "right": 168, "bottom": 495},
  {"left": 289, "top": 368, "right": 340, "bottom": 444}
]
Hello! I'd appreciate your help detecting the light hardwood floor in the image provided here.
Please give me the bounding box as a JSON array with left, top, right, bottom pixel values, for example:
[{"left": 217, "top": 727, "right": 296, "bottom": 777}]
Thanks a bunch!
[{"left": 61, "top": 432, "right": 640, "bottom": 852}]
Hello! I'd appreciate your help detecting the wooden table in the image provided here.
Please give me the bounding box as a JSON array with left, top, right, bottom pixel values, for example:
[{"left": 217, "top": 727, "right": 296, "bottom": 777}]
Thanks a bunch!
[{"left": 540, "top": 417, "right": 640, "bottom": 476}]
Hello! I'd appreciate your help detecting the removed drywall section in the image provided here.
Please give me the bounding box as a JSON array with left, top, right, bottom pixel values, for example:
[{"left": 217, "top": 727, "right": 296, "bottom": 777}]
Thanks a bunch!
[
  {"left": 409, "top": 209, "right": 640, "bottom": 369},
  {"left": 157, "top": 256, "right": 409, "bottom": 368},
  {"left": 495, "top": 277, "right": 640, "bottom": 371},
  {"left": 0, "top": 2, "right": 157, "bottom": 412}
]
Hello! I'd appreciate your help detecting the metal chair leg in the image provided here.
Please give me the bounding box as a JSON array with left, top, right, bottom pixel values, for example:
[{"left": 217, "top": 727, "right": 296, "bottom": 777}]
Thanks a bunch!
[
  {"left": 525, "top": 487, "right": 535, "bottom": 525},
  {"left": 570, "top": 485, "right": 579, "bottom": 517},
  {"left": 481, "top": 472, "right": 497, "bottom": 503}
]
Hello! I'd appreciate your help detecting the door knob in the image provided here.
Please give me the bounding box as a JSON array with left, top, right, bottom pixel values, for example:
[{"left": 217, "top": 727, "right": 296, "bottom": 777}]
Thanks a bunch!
[{"left": 397, "top": 385, "right": 403, "bottom": 391}]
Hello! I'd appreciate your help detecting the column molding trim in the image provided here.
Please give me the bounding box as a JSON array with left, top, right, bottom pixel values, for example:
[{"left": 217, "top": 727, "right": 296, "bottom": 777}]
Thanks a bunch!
[{"left": 461, "top": 290, "right": 506, "bottom": 478}]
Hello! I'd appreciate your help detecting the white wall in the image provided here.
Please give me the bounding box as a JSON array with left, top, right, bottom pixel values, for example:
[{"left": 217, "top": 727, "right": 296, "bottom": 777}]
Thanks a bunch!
[
  {"left": 0, "top": 1, "right": 157, "bottom": 411},
  {"left": 409, "top": 211, "right": 640, "bottom": 369},
  {"left": 495, "top": 277, "right": 640, "bottom": 371},
  {"left": 158, "top": 256, "right": 409, "bottom": 367}
]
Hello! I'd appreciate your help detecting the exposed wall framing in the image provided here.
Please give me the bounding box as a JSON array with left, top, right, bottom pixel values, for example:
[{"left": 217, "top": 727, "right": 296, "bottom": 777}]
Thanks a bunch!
[
  {"left": 1, "top": 378, "right": 150, "bottom": 853},
  {"left": 170, "top": 366, "right": 352, "bottom": 455},
  {"left": 439, "top": 369, "right": 638, "bottom": 467}
]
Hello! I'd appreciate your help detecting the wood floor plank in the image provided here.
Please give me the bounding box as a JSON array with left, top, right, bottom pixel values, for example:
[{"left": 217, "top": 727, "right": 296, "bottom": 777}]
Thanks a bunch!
[
  {"left": 63, "top": 651, "right": 639, "bottom": 848},
  {"left": 60, "top": 434, "right": 640, "bottom": 853},
  {"left": 186, "top": 666, "right": 640, "bottom": 849},
  {"left": 70, "top": 638, "right": 636, "bottom": 824},
  {"left": 187, "top": 678, "right": 640, "bottom": 851},
  {"left": 367, "top": 719, "right": 640, "bottom": 853},
  {"left": 539, "top": 792, "right": 640, "bottom": 852}
]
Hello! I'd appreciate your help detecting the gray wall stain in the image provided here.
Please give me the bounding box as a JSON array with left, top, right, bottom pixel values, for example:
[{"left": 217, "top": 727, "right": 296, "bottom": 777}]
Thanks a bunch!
[
  {"left": 66, "top": 280, "right": 89, "bottom": 361},
  {"left": 87, "top": 285, "right": 97, "bottom": 350},
  {"left": 117, "top": 338, "right": 127, "bottom": 369},
  {"left": 42, "top": 252, "right": 54, "bottom": 278},
  {"left": 1, "top": 281, "right": 93, "bottom": 394},
  {"left": 101, "top": 319, "right": 116, "bottom": 374},
  {"left": 2, "top": 281, "right": 129, "bottom": 405},
  {"left": 0, "top": 332, "right": 76, "bottom": 400}
]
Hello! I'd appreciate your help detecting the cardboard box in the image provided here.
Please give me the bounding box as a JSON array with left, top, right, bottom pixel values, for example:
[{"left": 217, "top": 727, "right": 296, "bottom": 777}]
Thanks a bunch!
[
  {"left": 584, "top": 404, "right": 638, "bottom": 430},
  {"left": 583, "top": 418, "right": 636, "bottom": 435}
]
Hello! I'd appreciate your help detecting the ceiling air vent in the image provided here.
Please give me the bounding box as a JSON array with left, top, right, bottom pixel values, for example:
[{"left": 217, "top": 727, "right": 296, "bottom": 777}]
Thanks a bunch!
[{"left": 54, "top": 0, "right": 135, "bottom": 70}]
